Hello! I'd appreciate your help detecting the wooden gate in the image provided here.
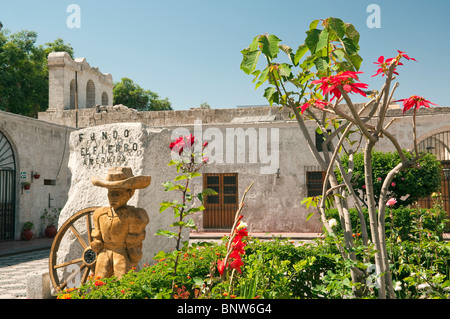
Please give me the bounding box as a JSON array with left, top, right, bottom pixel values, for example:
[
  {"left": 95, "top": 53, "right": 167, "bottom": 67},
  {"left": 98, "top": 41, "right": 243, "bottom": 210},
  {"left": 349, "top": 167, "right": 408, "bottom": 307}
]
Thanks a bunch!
[
  {"left": 203, "top": 173, "right": 238, "bottom": 229},
  {"left": 0, "top": 131, "right": 16, "bottom": 241}
]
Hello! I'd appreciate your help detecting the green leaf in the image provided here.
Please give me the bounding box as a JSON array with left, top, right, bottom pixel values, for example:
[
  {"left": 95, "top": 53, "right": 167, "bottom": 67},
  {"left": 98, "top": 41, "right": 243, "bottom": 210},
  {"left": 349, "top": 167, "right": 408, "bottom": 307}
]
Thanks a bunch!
[
  {"left": 187, "top": 206, "right": 205, "bottom": 214},
  {"left": 155, "top": 229, "right": 177, "bottom": 238},
  {"left": 188, "top": 171, "right": 202, "bottom": 179},
  {"left": 264, "top": 86, "right": 278, "bottom": 105},
  {"left": 174, "top": 174, "right": 188, "bottom": 181},
  {"left": 313, "top": 56, "right": 329, "bottom": 72},
  {"left": 184, "top": 218, "right": 197, "bottom": 229},
  {"left": 202, "top": 188, "right": 218, "bottom": 195},
  {"left": 278, "top": 44, "right": 295, "bottom": 65},
  {"left": 345, "top": 23, "right": 360, "bottom": 44},
  {"left": 255, "top": 66, "right": 270, "bottom": 89},
  {"left": 327, "top": 17, "right": 346, "bottom": 39},
  {"left": 342, "top": 38, "right": 359, "bottom": 56},
  {"left": 315, "top": 28, "right": 329, "bottom": 54},
  {"left": 306, "top": 211, "right": 315, "bottom": 221},
  {"left": 259, "top": 34, "right": 281, "bottom": 59},
  {"left": 240, "top": 49, "right": 261, "bottom": 75},
  {"left": 278, "top": 63, "right": 292, "bottom": 77},
  {"left": 309, "top": 19, "right": 320, "bottom": 30},
  {"left": 305, "top": 29, "right": 321, "bottom": 53},
  {"left": 168, "top": 159, "right": 180, "bottom": 166},
  {"left": 347, "top": 53, "right": 363, "bottom": 71},
  {"left": 171, "top": 221, "right": 186, "bottom": 227},
  {"left": 294, "top": 44, "right": 308, "bottom": 65}
]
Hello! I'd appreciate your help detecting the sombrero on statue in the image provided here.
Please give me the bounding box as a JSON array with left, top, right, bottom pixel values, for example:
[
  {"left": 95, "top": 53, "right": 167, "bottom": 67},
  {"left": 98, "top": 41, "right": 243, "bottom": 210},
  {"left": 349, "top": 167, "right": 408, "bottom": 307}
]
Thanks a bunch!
[{"left": 91, "top": 167, "right": 151, "bottom": 189}]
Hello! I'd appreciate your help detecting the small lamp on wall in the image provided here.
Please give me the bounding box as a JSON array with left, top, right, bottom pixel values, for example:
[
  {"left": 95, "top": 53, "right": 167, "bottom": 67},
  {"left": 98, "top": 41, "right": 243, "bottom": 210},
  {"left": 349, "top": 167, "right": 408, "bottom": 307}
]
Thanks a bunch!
[{"left": 443, "top": 168, "right": 450, "bottom": 180}]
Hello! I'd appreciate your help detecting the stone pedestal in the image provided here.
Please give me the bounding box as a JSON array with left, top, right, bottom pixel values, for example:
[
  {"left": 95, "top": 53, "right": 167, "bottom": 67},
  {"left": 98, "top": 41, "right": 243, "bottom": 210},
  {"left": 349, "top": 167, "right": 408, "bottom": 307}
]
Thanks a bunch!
[{"left": 57, "top": 123, "right": 188, "bottom": 272}]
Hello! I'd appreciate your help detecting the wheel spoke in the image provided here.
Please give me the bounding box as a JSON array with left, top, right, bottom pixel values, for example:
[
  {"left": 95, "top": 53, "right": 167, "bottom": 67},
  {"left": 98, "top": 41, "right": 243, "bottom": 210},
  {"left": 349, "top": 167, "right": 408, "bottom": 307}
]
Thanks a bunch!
[
  {"left": 69, "top": 225, "right": 88, "bottom": 249},
  {"left": 59, "top": 264, "right": 86, "bottom": 291},
  {"left": 53, "top": 257, "right": 83, "bottom": 269},
  {"left": 86, "top": 213, "right": 92, "bottom": 244},
  {"left": 81, "top": 266, "right": 93, "bottom": 285},
  {"left": 49, "top": 207, "right": 99, "bottom": 293}
]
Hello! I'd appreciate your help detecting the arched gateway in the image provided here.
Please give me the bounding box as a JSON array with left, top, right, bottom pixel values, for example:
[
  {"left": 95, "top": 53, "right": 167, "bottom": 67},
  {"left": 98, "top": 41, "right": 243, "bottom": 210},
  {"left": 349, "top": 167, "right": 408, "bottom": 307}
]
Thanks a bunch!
[
  {"left": 0, "top": 130, "right": 16, "bottom": 241},
  {"left": 417, "top": 130, "right": 450, "bottom": 218}
]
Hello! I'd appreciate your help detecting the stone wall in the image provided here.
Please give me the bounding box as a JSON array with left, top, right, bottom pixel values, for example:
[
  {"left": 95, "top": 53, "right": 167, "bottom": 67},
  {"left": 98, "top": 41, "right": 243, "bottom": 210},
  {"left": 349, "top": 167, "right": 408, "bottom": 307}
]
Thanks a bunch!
[
  {"left": 38, "top": 104, "right": 293, "bottom": 128},
  {"left": 47, "top": 52, "right": 114, "bottom": 112},
  {"left": 0, "top": 111, "right": 75, "bottom": 239}
]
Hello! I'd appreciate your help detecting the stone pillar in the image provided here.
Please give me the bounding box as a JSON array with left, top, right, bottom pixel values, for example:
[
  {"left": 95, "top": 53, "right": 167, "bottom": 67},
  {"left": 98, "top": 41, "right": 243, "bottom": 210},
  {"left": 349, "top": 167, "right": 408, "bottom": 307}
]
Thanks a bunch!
[{"left": 57, "top": 122, "right": 188, "bottom": 272}]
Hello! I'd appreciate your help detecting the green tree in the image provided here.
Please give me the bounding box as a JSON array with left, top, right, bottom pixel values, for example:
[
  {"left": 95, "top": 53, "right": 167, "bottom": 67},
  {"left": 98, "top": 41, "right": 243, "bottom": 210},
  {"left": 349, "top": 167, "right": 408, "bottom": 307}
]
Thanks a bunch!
[
  {"left": 0, "top": 29, "right": 74, "bottom": 117},
  {"left": 113, "top": 77, "right": 172, "bottom": 111},
  {"left": 337, "top": 151, "right": 442, "bottom": 207}
]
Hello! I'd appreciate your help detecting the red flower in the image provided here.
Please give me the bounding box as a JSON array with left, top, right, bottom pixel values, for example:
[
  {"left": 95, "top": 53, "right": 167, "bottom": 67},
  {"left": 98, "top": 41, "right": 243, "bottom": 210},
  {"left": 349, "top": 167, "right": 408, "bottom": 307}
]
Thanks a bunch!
[
  {"left": 372, "top": 56, "right": 399, "bottom": 77},
  {"left": 169, "top": 134, "right": 195, "bottom": 154},
  {"left": 298, "top": 98, "right": 330, "bottom": 114},
  {"left": 217, "top": 259, "right": 226, "bottom": 276},
  {"left": 229, "top": 255, "right": 245, "bottom": 274},
  {"left": 312, "top": 71, "right": 368, "bottom": 101},
  {"left": 233, "top": 228, "right": 248, "bottom": 244},
  {"left": 394, "top": 95, "right": 437, "bottom": 113},
  {"left": 397, "top": 50, "right": 416, "bottom": 62},
  {"left": 372, "top": 50, "right": 416, "bottom": 77},
  {"left": 94, "top": 280, "right": 105, "bottom": 287},
  {"left": 231, "top": 240, "right": 246, "bottom": 256}
]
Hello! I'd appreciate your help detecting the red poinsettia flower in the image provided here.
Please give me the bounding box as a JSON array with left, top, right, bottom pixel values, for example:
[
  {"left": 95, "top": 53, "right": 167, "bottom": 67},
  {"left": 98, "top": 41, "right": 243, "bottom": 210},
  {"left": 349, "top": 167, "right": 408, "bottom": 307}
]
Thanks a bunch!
[
  {"left": 298, "top": 98, "right": 330, "bottom": 114},
  {"left": 312, "top": 71, "right": 368, "bottom": 101},
  {"left": 394, "top": 95, "right": 438, "bottom": 113},
  {"left": 372, "top": 56, "right": 399, "bottom": 77},
  {"left": 372, "top": 50, "right": 416, "bottom": 77},
  {"left": 397, "top": 50, "right": 416, "bottom": 62}
]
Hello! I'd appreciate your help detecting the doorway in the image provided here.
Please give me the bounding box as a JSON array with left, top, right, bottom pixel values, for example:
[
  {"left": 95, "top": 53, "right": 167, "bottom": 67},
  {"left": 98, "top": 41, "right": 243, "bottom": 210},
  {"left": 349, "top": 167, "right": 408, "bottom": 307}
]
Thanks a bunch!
[
  {"left": 0, "top": 131, "right": 16, "bottom": 241},
  {"left": 203, "top": 173, "right": 239, "bottom": 229}
]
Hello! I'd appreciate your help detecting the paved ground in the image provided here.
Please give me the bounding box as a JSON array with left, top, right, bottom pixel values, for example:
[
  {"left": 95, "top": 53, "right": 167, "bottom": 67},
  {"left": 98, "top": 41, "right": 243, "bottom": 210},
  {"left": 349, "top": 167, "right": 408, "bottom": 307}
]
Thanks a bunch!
[{"left": 0, "top": 249, "right": 50, "bottom": 299}]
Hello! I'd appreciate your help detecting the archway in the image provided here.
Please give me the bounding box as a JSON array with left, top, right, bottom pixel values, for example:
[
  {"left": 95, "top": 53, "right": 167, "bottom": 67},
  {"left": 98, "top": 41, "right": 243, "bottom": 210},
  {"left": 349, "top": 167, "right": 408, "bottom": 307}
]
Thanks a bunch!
[
  {"left": 86, "top": 80, "right": 95, "bottom": 108},
  {"left": 0, "top": 130, "right": 16, "bottom": 241},
  {"left": 417, "top": 130, "right": 450, "bottom": 224}
]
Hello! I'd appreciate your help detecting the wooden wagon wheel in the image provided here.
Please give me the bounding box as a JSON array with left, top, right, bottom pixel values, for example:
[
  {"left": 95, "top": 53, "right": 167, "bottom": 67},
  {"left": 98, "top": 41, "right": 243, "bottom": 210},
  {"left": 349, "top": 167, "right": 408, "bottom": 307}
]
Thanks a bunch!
[{"left": 49, "top": 206, "right": 100, "bottom": 293}]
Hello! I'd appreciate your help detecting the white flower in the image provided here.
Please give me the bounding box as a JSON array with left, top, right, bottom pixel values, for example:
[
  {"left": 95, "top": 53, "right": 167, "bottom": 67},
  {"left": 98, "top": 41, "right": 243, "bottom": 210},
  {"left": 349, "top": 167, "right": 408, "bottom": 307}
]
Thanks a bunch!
[
  {"left": 394, "top": 281, "right": 402, "bottom": 291},
  {"left": 236, "top": 221, "right": 248, "bottom": 230},
  {"left": 417, "top": 283, "right": 431, "bottom": 290},
  {"left": 328, "top": 218, "right": 337, "bottom": 228}
]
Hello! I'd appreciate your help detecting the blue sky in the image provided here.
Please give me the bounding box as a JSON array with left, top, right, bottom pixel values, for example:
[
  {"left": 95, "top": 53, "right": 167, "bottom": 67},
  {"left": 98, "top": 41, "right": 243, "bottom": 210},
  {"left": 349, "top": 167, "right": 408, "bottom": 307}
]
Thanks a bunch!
[{"left": 2, "top": 0, "right": 449, "bottom": 110}]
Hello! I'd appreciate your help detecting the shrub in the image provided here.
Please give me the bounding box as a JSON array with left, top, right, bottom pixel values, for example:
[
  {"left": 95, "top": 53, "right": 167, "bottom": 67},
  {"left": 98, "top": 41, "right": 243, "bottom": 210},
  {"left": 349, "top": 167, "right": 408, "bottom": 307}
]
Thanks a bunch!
[{"left": 337, "top": 151, "right": 442, "bottom": 207}]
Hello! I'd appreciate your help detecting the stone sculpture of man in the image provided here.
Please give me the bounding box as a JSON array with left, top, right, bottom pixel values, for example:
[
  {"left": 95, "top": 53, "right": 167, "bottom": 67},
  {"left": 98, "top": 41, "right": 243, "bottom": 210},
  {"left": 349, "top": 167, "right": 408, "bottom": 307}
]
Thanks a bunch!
[{"left": 89, "top": 167, "right": 151, "bottom": 278}]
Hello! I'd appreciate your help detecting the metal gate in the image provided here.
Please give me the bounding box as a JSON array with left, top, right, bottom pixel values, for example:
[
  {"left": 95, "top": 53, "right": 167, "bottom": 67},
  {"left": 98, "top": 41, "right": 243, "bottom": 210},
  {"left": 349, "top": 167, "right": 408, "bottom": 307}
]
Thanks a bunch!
[
  {"left": 0, "top": 131, "right": 16, "bottom": 241},
  {"left": 417, "top": 131, "right": 450, "bottom": 224},
  {"left": 203, "top": 173, "right": 239, "bottom": 229}
]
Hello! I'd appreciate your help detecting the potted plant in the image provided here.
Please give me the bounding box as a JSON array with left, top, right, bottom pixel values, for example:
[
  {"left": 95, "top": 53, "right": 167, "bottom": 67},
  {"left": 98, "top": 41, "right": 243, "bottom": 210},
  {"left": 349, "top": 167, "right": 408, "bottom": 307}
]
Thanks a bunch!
[
  {"left": 22, "top": 182, "right": 31, "bottom": 190},
  {"left": 21, "top": 221, "right": 34, "bottom": 241},
  {"left": 40, "top": 208, "right": 60, "bottom": 238},
  {"left": 33, "top": 172, "right": 40, "bottom": 179}
]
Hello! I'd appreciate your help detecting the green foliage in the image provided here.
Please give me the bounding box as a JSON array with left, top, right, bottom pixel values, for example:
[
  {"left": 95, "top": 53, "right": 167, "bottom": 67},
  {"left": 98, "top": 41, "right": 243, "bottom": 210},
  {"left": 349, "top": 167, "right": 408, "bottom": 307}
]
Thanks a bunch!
[
  {"left": 240, "top": 17, "right": 362, "bottom": 107},
  {"left": 0, "top": 29, "right": 74, "bottom": 117},
  {"left": 57, "top": 227, "right": 450, "bottom": 299},
  {"left": 336, "top": 150, "right": 442, "bottom": 206},
  {"left": 113, "top": 77, "right": 172, "bottom": 111}
]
